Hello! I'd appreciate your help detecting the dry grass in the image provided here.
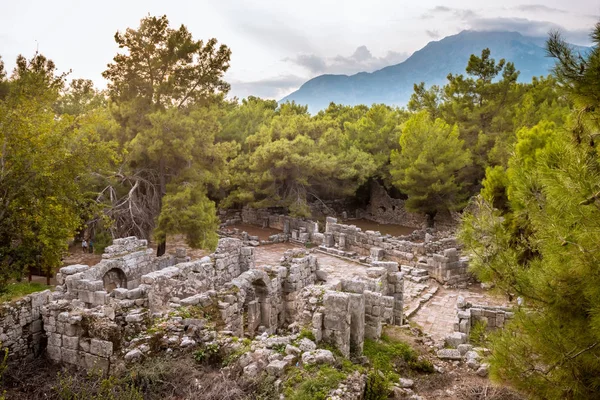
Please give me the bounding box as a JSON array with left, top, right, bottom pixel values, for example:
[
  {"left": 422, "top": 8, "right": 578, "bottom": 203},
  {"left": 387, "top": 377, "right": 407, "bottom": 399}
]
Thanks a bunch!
[{"left": 457, "top": 384, "right": 524, "bottom": 400}]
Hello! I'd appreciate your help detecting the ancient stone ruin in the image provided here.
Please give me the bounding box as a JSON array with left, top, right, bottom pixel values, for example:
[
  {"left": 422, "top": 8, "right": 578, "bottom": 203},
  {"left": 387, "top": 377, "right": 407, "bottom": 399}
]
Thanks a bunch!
[{"left": 0, "top": 234, "right": 406, "bottom": 371}]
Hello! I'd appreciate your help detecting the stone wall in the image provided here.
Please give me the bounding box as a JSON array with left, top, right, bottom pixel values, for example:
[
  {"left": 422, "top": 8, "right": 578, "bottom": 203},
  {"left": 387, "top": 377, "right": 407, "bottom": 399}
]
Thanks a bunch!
[
  {"left": 56, "top": 237, "right": 175, "bottom": 308},
  {"left": 455, "top": 302, "right": 515, "bottom": 335},
  {"left": 0, "top": 290, "right": 51, "bottom": 359},
  {"left": 2, "top": 231, "right": 405, "bottom": 370},
  {"left": 324, "top": 217, "right": 470, "bottom": 285},
  {"left": 43, "top": 301, "right": 124, "bottom": 371},
  {"left": 364, "top": 181, "right": 460, "bottom": 229},
  {"left": 240, "top": 208, "right": 323, "bottom": 245},
  {"left": 364, "top": 181, "right": 426, "bottom": 228}
]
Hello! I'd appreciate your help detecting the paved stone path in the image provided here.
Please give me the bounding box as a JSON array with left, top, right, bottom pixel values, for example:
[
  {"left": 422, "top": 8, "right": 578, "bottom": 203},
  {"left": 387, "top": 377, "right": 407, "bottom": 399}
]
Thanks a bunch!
[
  {"left": 410, "top": 286, "right": 509, "bottom": 342},
  {"left": 254, "top": 244, "right": 369, "bottom": 286}
]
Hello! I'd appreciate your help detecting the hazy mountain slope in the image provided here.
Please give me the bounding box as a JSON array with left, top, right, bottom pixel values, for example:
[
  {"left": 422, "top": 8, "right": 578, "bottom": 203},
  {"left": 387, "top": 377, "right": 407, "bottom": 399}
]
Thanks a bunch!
[{"left": 281, "top": 30, "right": 561, "bottom": 113}]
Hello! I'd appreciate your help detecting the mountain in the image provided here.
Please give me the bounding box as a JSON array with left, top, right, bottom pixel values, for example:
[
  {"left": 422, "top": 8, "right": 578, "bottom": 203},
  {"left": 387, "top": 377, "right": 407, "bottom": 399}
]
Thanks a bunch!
[{"left": 281, "top": 30, "right": 568, "bottom": 113}]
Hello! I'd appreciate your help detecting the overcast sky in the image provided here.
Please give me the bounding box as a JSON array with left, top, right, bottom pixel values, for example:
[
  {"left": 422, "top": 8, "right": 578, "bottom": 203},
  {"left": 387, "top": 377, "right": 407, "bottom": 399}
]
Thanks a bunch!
[{"left": 1, "top": 1, "right": 598, "bottom": 100}]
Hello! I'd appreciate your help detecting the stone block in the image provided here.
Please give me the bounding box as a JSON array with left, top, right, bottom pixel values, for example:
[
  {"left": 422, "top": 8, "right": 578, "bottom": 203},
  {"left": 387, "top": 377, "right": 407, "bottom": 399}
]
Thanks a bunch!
[
  {"left": 437, "top": 349, "right": 462, "bottom": 360},
  {"left": 90, "top": 338, "right": 113, "bottom": 358},
  {"left": 48, "top": 333, "right": 62, "bottom": 347},
  {"left": 366, "top": 267, "right": 387, "bottom": 279},
  {"left": 445, "top": 332, "right": 467, "bottom": 348},
  {"left": 84, "top": 353, "right": 109, "bottom": 371},
  {"left": 46, "top": 345, "right": 61, "bottom": 361},
  {"left": 63, "top": 335, "right": 79, "bottom": 350},
  {"left": 266, "top": 360, "right": 288, "bottom": 376},
  {"left": 61, "top": 348, "right": 79, "bottom": 365}
]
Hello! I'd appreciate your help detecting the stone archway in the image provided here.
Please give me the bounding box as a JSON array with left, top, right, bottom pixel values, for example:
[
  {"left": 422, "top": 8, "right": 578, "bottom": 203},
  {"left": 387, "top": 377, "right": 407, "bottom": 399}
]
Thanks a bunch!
[{"left": 102, "top": 268, "right": 127, "bottom": 293}]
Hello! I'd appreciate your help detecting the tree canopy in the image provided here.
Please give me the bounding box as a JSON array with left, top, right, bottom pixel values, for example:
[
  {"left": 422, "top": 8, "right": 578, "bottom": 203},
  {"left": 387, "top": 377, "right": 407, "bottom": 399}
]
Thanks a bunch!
[
  {"left": 390, "top": 111, "right": 471, "bottom": 224},
  {"left": 459, "top": 23, "right": 600, "bottom": 398}
]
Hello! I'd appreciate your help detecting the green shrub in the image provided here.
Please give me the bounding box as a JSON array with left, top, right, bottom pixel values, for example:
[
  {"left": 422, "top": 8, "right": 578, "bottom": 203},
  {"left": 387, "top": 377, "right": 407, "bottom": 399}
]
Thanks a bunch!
[
  {"left": 193, "top": 342, "right": 221, "bottom": 365},
  {"left": 469, "top": 320, "right": 489, "bottom": 347},
  {"left": 284, "top": 365, "right": 346, "bottom": 400},
  {"left": 364, "top": 370, "right": 388, "bottom": 400},
  {"left": 93, "top": 230, "right": 113, "bottom": 255}
]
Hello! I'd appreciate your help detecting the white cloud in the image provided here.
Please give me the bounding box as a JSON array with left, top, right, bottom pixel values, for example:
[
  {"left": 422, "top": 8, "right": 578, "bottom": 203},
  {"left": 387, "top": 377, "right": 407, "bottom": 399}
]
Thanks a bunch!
[
  {"left": 285, "top": 45, "right": 409, "bottom": 75},
  {"left": 230, "top": 74, "right": 306, "bottom": 100}
]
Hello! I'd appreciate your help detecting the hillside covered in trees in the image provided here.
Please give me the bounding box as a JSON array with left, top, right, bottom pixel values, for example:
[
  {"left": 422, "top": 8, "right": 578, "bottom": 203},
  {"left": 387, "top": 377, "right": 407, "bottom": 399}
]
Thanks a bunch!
[{"left": 1, "top": 13, "right": 600, "bottom": 399}]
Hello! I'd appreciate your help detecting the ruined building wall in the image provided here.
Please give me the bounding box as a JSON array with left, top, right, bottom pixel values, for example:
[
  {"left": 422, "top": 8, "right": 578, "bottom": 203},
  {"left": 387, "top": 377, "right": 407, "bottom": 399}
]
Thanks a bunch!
[
  {"left": 324, "top": 217, "right": 470, "bottom": 285},
  {"left": 0, "top": 290, "right": 51, "bottom": 359},
  {"left": 364, "top": 181, "right": 459, "bottom": 229},
  {"left": 455, "top": 304, "right": 515, "bottom": 335},
  {"left": 240, "top": 208, "right": 323, "bottom": 245}
]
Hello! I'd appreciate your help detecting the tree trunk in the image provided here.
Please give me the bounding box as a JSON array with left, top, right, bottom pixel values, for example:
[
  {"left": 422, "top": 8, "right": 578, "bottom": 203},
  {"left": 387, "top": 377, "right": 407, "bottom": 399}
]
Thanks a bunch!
[
  {"left": 426, "top": 211, "right": 437, "bottom": 228},
  {"left": 156, "top": 156, "right": 167, "bottom": 257}
]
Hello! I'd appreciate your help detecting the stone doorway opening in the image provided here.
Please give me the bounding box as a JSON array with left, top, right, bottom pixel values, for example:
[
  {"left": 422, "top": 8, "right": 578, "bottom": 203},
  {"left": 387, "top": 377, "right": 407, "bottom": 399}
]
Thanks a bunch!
[
  {"left": 102, "top": 268, "right": 127, "bottom": 293},
  {"left": 244, "top": 279, "right": 271, "bottom": 337}
]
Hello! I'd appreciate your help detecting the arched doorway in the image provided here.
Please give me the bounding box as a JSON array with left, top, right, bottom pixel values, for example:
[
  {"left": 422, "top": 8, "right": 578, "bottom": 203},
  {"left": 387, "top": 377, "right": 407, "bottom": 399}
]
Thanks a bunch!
[{"left": 102, "top": 268, "right": 127, "bottom": 293}]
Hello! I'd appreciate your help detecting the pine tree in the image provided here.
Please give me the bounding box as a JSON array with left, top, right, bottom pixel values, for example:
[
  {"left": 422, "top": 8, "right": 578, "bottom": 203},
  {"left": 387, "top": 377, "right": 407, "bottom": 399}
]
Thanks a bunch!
[
  {"left": 459, "top": 23, "right": 600, "bottom": 398},
  {"left": 390, "top": 111, "right": 471, "bottom": 225}
]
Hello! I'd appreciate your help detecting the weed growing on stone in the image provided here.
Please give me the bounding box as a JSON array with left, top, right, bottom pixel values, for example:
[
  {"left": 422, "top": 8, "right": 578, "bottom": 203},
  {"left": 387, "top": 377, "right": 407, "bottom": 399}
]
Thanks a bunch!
[{"left": 193, "top": 342, "right": 221, "bottom": 365}]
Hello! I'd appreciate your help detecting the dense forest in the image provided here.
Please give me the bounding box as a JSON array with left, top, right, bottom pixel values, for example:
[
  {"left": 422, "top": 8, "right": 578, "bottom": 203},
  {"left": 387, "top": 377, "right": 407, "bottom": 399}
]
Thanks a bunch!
[{"left": 1, "top": 14, "right": 600, "bottom": 397}]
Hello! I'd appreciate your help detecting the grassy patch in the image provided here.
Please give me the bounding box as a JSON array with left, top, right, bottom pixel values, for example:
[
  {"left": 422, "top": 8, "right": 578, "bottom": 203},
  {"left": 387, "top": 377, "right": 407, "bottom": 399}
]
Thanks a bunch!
[
  {"left": 283, "top": 364, "right": 347, "bottom": 400},
  {"left": 364, "top": 334, "right": 434, "bottom": 383},
  {"left": 0, "top": 282, "right": 50, "bottom": 303}
]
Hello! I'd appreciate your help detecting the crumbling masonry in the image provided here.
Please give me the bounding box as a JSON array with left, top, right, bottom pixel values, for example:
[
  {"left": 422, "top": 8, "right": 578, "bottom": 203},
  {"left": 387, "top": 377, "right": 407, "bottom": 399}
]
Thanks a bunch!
[{"left": 0, "top": 235, "right": 405, "bottom": 370}]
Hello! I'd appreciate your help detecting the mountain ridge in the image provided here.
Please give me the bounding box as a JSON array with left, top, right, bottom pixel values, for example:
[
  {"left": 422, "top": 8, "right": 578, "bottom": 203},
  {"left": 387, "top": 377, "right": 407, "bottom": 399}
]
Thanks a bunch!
[{"left": 280, "top": 30, "right": 569, "bottom": 113}]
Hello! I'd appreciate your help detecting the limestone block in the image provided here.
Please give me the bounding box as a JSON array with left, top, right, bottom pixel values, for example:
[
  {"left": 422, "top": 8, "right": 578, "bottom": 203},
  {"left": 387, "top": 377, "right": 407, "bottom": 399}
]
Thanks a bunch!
[
  {"left": 301, "top": 349, "right": 335, "bottom": 365},
  {"left": 46, "top": 345, "right": 61, "bottom": 361},
  {"left": 90, "top": 338, "right": 113, "bottom": 358},
  {"left": 125, "top": 349, "right": 143, "bottom": 363},
  {"left": 63, "top": 335, "right": 79, "bottom": 350},
  {"left": 370, "top": 247, "right": 384, "bottom": 261},
  {"left": 94, "top": 291, "right": 107, "bottom": 305},
  {"left": 59, "top": 264, "right": 89, "bottom": 276},
  {"left": 266, "top": 359, "right": 288, "bottom": 376},
  {"left": 341, "top": 279, "right": 365, "bottom": 294},
  {"left": 48, "top": 333, "right": 62, "bottom": 347},
  {"left": 366, "top": 267, "right": 387, "bottom": 279},
  {"left": 436, "top": 348, "right": 462, "bottom": 360},
  {"left": 444, "top": 332, "right": 467, "bottom": 348},
  {"left": 297, "top": 338, "right": 317, "bottom": 352},
  {"left": 61, "top": 348, "right": 78, "bottom": 365},
  {"left": 84, "top": 353, "right": 109, "bottom": 371}
]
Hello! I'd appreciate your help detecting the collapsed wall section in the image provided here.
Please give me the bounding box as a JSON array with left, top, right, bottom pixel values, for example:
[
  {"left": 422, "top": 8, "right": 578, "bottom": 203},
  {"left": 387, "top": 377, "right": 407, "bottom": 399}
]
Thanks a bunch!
[{"left": 0, "top": 290, "right": 51, "bottom": 359}]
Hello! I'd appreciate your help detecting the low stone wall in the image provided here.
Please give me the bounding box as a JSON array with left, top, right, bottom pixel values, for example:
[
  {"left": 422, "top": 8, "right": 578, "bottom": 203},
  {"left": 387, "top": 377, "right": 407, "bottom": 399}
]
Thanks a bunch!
[
  {"left": 0, "top": 290, "right": 51, "bottom": 359},
  {"left": 297, "top": 261, "right": 404, "bottom": 358},
  {"left": 43, "top": 301, "right": 125, "bottom": 371},
  {"left": 455, "top": 303, "right": 515, "bottom": 335},
  {"left": 240, "top": 208, "right": 323, "bottom": 245},
  {"left": 421, "top": 248, "right": 469, "bottom": 285}
]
